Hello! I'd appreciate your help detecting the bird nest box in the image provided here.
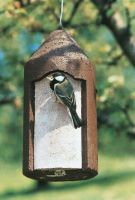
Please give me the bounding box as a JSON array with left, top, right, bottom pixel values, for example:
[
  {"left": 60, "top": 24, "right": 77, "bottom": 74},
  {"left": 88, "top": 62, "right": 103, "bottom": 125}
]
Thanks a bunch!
[{"left": 23, "top": 29, "right": 98, "bottom": 181}]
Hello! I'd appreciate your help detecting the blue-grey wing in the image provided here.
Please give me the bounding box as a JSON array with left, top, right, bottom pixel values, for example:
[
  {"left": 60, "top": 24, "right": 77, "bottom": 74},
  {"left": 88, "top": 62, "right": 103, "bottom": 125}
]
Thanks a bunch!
[{"left": 54, "top": 79, "right": 76, "bottom": 109}]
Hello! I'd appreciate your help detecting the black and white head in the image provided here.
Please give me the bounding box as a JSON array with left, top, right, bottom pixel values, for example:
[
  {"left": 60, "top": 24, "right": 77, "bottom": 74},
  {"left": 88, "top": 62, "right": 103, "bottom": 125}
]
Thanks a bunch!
[
  {"left": 47, "top": 72, "right": 66, "bottom": 90},
  {"left": 47, "top": 72, "right": 65, "bottom": 82}
]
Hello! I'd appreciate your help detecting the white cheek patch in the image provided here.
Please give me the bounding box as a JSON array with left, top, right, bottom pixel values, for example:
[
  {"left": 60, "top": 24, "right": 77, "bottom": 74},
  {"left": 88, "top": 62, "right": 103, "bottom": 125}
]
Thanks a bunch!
[{"left": 55, "top": 76, "right": 65, "bottom": 82}]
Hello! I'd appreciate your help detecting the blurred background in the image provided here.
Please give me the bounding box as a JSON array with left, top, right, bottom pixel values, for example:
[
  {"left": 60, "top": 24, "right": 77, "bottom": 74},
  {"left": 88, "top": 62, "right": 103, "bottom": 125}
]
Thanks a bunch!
[{"left": 0, "top": 0, "right": 135, "bottom": 199}]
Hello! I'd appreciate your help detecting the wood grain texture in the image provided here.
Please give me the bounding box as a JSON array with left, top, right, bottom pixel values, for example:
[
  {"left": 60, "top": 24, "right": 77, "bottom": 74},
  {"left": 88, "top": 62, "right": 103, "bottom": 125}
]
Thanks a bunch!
[{"left": 23, "top": 29, "right": 98, "bottom": 181}]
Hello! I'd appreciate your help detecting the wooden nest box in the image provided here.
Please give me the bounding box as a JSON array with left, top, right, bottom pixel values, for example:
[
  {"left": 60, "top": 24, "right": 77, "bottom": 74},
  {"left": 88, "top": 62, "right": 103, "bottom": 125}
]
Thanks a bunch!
[{"left": 23, "top": 29, "right": 98, "bottom": 181}]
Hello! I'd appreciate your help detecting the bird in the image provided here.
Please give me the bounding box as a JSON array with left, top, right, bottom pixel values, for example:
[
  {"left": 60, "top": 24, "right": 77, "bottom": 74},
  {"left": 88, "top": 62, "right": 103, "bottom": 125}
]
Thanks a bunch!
[{"left": 47, "top": 72, "right": 83, "bottom": 129}]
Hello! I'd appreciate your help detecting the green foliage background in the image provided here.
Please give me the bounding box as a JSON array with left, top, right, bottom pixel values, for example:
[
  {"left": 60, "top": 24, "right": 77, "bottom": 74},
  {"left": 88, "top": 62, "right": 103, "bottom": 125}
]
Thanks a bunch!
[{"left": 0, "top": 0, "right": 135, "bottom": 199}]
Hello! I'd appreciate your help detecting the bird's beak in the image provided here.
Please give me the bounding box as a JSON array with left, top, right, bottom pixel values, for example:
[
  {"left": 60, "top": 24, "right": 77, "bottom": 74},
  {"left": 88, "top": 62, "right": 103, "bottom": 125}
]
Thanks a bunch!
[{"left": 46, "top": 75, "right": 53, "bottom": 81}]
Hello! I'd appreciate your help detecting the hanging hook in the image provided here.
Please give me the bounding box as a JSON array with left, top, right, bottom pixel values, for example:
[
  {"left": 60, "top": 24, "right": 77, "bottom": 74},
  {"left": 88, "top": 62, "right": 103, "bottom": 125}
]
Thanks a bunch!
[{"left": 59, "top": 0, "right": 64, "bottom": 28}]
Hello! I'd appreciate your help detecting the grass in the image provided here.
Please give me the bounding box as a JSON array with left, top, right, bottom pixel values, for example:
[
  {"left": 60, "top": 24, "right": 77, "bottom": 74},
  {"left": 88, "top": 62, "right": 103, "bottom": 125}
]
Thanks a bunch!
[{"left": 0, "top": 153, "right": 135, "bottom": 200}]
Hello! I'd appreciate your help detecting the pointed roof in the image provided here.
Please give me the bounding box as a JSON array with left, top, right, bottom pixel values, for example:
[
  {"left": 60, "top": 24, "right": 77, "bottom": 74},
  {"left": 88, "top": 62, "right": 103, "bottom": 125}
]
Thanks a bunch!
[{"left": 27, "top": 29, "right": 90, "bottom": 69}]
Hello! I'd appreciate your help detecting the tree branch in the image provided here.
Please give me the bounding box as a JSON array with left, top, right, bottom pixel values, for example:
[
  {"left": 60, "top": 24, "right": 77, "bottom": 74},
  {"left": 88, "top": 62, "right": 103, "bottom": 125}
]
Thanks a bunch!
[
  {"left": 47, "top": 7, "right": 59, "bottom": 22},
  {"left": 0, "top": 24, "right": 13, "bottom": 35},
  {"left": 102, "top": 52, "right": 124, "bottom": 66},
  {"left": 0, "top": 97, "right": 14, "bottom": 106},
  {"left": 91, "top": 0, "right": 135, "bottom": 67},
  {"left": 63, "top": 0, "right": 82, "bottom": 26}
]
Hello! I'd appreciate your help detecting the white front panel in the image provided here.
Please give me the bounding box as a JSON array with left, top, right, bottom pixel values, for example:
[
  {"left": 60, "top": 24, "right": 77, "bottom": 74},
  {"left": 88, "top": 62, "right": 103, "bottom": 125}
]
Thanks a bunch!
[{"left": 34, "top": 75, "right": 82, "bottom": 169}]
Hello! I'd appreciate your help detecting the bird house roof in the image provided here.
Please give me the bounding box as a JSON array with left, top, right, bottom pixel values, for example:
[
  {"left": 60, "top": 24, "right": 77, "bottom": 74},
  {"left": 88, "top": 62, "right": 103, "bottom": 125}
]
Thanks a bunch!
[{"left": 26, "top": 29, "right": 91, "bottom": 69}]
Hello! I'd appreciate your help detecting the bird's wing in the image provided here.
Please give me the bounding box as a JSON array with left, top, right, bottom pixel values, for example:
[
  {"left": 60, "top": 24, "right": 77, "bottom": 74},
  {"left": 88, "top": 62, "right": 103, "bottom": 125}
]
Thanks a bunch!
[{"left": 54, "top": 79, "right": 76, "bottom": 108}]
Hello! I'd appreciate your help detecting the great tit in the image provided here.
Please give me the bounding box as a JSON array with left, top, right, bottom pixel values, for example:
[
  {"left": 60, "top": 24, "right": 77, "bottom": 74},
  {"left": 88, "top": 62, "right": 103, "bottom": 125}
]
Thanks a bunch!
[{"left": 47, "top": 72, "right": 83, "bottom": 129}]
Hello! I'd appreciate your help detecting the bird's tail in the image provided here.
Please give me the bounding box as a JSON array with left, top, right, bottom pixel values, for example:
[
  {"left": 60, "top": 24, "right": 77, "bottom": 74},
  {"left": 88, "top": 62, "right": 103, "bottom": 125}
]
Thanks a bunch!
[{"left": 70, "top": 109, "right": 83, "bottom": 129}]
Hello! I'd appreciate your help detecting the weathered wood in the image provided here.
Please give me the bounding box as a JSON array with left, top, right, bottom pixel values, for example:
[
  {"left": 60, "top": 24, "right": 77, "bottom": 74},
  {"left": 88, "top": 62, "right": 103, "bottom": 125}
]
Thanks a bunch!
[{"left": 23, "top": 29, "right": 98, "bottom": 181}]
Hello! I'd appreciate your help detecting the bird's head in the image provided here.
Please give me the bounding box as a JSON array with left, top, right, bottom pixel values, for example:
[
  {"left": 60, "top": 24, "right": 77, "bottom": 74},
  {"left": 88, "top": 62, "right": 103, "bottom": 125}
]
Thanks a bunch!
[{"left": 47, "top": 72, "right": 65, "bottom": 82}]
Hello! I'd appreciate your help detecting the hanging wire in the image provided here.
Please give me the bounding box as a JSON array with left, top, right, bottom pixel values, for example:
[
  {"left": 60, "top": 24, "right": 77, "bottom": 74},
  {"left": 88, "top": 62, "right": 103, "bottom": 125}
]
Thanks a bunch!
[{"left": 59, "top": 0, "right": 64, "bottom": 28}]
